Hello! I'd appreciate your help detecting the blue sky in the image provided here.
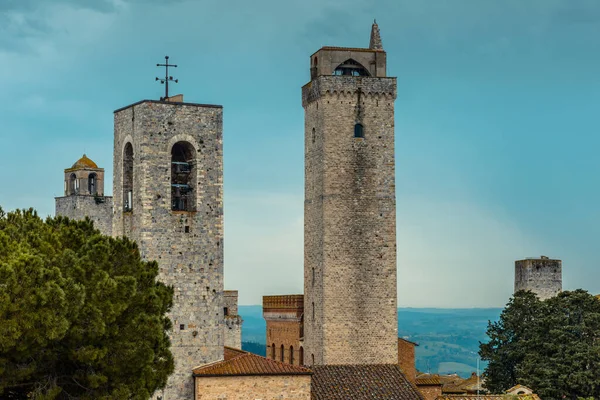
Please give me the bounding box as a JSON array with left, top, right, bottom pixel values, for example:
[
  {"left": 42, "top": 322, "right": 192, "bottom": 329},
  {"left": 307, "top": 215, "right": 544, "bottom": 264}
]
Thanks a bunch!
[{"left": 1, "top": 0, "right": 599, "bottom": 307}]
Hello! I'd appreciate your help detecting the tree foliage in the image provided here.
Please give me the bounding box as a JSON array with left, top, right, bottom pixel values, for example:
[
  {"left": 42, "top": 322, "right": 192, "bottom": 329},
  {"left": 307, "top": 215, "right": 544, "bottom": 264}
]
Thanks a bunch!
[
  {"left": 480, "top": 289, "right": 600, "bottom": 399},
  {"left": 0, "top": 208, "right": 174, "bottom": 399}
]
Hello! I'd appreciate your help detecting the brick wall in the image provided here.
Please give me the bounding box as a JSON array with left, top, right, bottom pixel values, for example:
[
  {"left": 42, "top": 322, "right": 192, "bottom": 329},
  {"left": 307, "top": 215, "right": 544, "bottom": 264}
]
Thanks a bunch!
[
  {"left": 194, "top": 375, "right": 311, "bottom": 400},
  {"left": 303, "top": 75, "right": 398, "bottom": 365},
  {"left": 398, "top": 338, "right": 416, "bottom": 383},
  {"left": 113, "top": 100, "right": 224, "bottom": 400}
]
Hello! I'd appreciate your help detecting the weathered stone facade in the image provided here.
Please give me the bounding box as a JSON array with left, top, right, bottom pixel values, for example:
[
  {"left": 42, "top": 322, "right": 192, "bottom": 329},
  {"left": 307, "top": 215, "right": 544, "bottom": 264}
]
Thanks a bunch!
[
  {"left": 55, "top": 195, "right": 113, "bottom": 236},
  {"left": 515, "top": 256, "right": 562, "bottom": 301},
  {"left": 263, "top": 295, "right": 305, "bottom": 365},
  {"left": 223, "top": 290, "right": 242, "bottom": 349},
  {"left": 55, "top": 155, "right": 113, "bottom": 236},
  {"left": 194, "top": 375, "right": 311, "bottom": 400},
  {"left": 302, "top": 33, "right": 398, "bottom": 365},
  {"left": 112, "top": 98, "right": 224, "bottom": 400}
]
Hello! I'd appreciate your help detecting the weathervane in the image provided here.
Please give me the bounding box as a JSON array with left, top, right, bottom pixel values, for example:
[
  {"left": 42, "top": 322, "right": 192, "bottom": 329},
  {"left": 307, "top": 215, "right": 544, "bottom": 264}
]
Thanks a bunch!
[{"left": 156, "top": 56, "right": 178, "bottom": 100}]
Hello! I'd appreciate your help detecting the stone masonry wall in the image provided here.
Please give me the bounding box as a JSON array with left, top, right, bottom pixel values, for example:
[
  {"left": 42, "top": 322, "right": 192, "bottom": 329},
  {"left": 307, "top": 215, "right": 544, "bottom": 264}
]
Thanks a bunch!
[
  {"left": 55, "top": 195, "right": 113, "bottom": 236},
  {"left": 515, "top": 257, "right": 562, "bottom": 301},
  {"left": 194, "top": 375, "right": 311, "bottom": 400},
  {"left": 113, "top": 100, "right": 224, "bottom": 400},
  {"left": 223, "top": 290, "right": 242, "bottom": 349},
  {"left": 223, "top": 316, "right": 242, "bottom": 349},
  {"left": 303, "top": 76, "right": 398, "bottom": 365}
]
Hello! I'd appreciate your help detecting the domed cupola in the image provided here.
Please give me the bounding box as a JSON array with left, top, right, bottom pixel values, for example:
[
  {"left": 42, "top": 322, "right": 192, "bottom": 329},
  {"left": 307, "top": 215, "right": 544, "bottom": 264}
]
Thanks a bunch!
[{"left": 64, "top": 154, "right": 105, "bottom": 196}]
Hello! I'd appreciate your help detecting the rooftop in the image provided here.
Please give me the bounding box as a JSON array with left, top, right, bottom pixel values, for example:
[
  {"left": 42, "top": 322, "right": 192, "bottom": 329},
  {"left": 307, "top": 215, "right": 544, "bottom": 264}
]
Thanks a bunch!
[
  {"left": 311, "top": 364, "right": 424, "bottom": 400},
  {"left": 66, "top": 154, "right": 99, "bottom": 171},
  {"left": 193, "top": 347, "right": 311, "bottom": 377}
]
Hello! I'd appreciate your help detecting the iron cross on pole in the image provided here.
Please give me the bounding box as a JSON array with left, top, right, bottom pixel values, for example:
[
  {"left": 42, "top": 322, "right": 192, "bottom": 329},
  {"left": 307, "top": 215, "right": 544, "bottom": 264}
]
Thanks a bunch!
[{"left": 156, "top": 56, "right": 178, "bottom": 100}]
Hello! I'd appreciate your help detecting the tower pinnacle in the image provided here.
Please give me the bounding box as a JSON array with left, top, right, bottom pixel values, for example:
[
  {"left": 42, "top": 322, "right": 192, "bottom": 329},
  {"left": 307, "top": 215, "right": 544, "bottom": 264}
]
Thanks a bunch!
[{"left": 369, "top": 20, "right": 383, "bottom": 50}]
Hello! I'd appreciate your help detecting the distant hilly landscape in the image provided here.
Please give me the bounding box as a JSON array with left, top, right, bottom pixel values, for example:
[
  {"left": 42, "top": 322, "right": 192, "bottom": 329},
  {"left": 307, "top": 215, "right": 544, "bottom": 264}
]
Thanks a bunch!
[{"left": 239, "top": 306, "right": 502, "bottom": 378}]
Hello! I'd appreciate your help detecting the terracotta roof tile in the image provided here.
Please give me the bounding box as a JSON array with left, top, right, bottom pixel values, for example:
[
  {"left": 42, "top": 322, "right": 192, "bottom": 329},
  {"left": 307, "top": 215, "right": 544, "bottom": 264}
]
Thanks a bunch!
[
  {"left": 416, "top": 374, "right": 442, "bottom": 386},
  {"left": 436, "top": 396, "right": 540, "bottom": 400},
  {"left": 193, "top": 347, "right": 311, "bottom": 377},
  {"left": 311, "top": 364, "right": 424, "bottom": 400}
]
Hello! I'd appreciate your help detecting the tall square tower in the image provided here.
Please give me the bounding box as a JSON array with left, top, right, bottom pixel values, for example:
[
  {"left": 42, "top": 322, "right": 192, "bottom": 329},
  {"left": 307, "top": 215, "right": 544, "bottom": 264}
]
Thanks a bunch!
[
  {"left": 112, "top": 96, "right": 224, "bottom": 399},
  {"left": 302, "top": 22, "right": 398, "bottom": 365}
]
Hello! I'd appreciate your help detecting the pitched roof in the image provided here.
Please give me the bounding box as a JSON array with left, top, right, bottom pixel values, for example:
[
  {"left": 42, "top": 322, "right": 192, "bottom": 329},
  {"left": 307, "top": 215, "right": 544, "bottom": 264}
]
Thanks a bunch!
[
  {"left": 193, "top": 347, "right": 311, "bottom": 377},
  {"left": 416, "top": 373, "right": 442, "bottom": 386},
  {"left": 436, "top": 396, "right": 540, "bottom": 400},
  {"left": 311, "top": 364, "right": 424, "bottom": 400},
  {"left": 442, "top": 373, "right": 484, "bottom": 394}
]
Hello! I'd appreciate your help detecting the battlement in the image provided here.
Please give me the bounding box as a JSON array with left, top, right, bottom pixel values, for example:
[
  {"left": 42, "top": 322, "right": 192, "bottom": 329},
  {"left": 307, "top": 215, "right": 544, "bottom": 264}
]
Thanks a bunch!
[
  {"left": 263, "top": 295, "right": 304, "bottom": 311},
  {"left": 302, "top": 76, "right": 396, "bottom": 107}
]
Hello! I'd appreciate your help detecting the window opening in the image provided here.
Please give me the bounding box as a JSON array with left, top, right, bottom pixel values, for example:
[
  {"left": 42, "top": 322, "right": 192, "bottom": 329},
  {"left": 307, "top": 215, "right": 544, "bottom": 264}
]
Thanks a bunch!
[
  {"left": 224, "top": 307, "right": 229, "bottom": 316},
  {"left": 171, "top": 142, "right": 196, "bottom": 211},
  {"left": 299, "top": 346, "right": 304, "bottom": 365},
  {"left": 333, "top": 59, "right": 370, "bottom": 77},
  {"left": 280, "top": 345, "right": 284, "bottom": 362},
  {"left": 354, "top": 123, "right": 364, "bottom": 138},
  {"left": 69, "top": 173, "right": 77, "bottom": 195},
  {"left": 123, "top": 143, "right": 134, "bottom": 211},
  {"left": 290, "top": 345, "right": 294, "bottom": 365},
  {"left": 88, "top": 173, "right": 97, "bottom": 195},
  {"left": 271, "top": 343, "right": 276, "bottom": 360},
  {"left": 179, "top": 324, "right": 185, "bottom": 330}
]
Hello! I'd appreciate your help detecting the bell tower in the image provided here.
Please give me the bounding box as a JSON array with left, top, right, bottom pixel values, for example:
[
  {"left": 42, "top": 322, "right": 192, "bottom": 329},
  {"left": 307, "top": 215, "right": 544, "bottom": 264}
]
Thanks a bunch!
[
  {"left": 55, "top": 154, "right": 113, "bottom": 236},
  {"left": 112, "top": 95, "right": 224, "bottom": 400},
  {"left": 302, "top": 21, "right": 398, "bottom": 365}
]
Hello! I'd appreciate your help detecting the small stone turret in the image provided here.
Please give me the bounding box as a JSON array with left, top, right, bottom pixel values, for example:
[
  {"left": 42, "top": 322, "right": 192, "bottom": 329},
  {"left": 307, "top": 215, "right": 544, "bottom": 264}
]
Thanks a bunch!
[
  {"left": 55, "top": 154, "right": 113, "bottom": 236},
  {"left": 514, "top": 256, "right": 562, "bottom": 300}
]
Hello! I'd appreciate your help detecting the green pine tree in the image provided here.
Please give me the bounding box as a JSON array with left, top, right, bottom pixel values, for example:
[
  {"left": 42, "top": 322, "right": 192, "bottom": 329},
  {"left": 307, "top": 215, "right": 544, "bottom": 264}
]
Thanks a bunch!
[
  {"left": 0, "top": 207, "right": 174, "bottom": 399},
  {"left": 480, "top": 289, "right": 600, "bottom": 400}
]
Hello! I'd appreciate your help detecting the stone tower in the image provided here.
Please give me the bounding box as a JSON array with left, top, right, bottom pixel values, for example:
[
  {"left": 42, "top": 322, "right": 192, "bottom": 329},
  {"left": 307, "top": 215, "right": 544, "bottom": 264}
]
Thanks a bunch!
[
  {"left": 515, "top": 256, "right": 562, "bottom": 301},
  {"left": 302, "top": 22, "right": 398, "bottom": 365},
  {"left": 55, "top": 154, "right": 113, "bottom": 236},
  {"left": 112, "top": 96, "right": 224, "bottom": 400}
]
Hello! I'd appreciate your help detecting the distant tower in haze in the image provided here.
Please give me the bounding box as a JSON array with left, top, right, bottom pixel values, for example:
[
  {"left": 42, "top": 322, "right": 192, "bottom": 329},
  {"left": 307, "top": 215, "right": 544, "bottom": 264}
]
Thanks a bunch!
[
  {"left": 515, "top": 256, "right": 562, "bottom": 300},
  {"left": 302, "top": 21, "right": 398, "bottom": 366},
  {"left": 55, "top": 154, "right": 113, "bottom": 236}
]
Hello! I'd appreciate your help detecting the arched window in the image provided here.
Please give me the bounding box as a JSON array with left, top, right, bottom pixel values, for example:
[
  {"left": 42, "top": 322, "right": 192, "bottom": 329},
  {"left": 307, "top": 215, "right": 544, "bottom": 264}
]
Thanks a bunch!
[
  {"left": 88, "top": 173, "right": 97, "bottom": 195},
  {"left": 312, "top": 267, "right": 315, "bottom": 286},
  {"left": 123, "top": 143, "right": 134, "bottom": 212},
  {"left": 69, "top": 173, "right": 77, "bottom": 195},
  {"left": 311, "top": 354, "right": 315, "bottom": 365},
  {"left": 333, "top": 59, "right": 370, "bottom": 77},
  {"left": 312, "top": 302, "right": 315, "bottom": 321},
  {"left": 271, "top": 343, "right": 275, "bottom": 360},
  {"left": 171, "top": 141, "right": 196, "bottom": 212},
  {"left": 290, "top": 345, "right": 294, "bottom": 365},
  {"left": 280, "top": 344, "right": 284, "bottom": 362},
  {"left": 299, "top": 346, "right": 304, "bottom": 366},
  {"left": 312, "top": 127, "right": 316, "bottom": 143},
  {"left": 354, "top": 123, "right": 364, "bottom": 138}
]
